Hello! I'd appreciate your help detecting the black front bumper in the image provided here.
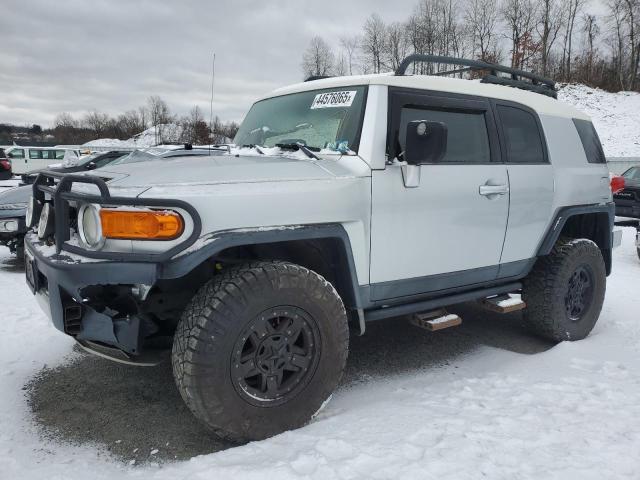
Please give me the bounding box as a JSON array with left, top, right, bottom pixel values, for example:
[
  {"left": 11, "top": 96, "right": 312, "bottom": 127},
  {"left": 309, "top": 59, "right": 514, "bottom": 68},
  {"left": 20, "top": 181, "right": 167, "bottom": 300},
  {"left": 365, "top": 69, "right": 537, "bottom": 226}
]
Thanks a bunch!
[{"left": 25, "top": 234, "right": 159, "bottom": 357}]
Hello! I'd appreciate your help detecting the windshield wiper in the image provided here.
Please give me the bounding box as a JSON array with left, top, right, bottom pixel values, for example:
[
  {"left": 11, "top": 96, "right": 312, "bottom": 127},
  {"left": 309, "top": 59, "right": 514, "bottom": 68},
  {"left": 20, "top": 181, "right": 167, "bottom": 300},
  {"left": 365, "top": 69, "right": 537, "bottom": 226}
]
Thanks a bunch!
[
  {"left": 241, "top": 144, "right": 264, "bottom": 154},
  {"left": 275, "top": 142, "right": 320, "bottom": 160}
]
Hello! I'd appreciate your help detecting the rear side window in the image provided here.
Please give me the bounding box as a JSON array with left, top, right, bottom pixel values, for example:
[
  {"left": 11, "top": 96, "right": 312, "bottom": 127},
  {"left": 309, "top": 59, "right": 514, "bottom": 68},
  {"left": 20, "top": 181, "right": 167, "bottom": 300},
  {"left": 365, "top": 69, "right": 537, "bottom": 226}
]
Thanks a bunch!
[
  {"left": 573, "top": 119, "right": 606, "bottom": 164},
  {"left": 399, "top": 107, "right": 491, "bottom": 163},
  {"left": 29, "top": 150, "right": 42, "bottom": 159},
  {"left": 497, "top": 105, "right": 546, "bottom": 163}
]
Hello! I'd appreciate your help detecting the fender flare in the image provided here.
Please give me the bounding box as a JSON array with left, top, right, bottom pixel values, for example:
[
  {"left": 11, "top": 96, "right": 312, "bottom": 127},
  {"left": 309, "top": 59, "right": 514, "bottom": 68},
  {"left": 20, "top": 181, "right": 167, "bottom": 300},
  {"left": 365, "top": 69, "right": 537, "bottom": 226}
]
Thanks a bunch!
[
  {"left": 158, "top": 223, "right": 364, "bottom": 308},
  {"left": 536, "top": 203, "right": 615, "bottom": 256}
]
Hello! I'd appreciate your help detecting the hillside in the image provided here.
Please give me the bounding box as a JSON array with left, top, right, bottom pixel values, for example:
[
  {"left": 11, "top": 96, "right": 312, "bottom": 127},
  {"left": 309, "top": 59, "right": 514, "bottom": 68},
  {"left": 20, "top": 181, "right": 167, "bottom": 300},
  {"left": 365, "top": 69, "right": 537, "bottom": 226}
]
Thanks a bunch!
[{"left": 558, "top": 84, "right": 640, "bottom": 158}]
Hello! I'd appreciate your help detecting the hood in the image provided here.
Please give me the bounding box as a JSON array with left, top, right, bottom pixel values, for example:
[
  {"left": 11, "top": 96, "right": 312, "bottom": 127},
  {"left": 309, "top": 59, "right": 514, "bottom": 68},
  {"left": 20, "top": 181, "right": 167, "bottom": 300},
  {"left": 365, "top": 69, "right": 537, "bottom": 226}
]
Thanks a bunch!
[
  {"left": 0, "top": 185, "right": 31, "bottom": 205},
  {"left": 98, "top": 154, "right": 350, "bottom": 189}
]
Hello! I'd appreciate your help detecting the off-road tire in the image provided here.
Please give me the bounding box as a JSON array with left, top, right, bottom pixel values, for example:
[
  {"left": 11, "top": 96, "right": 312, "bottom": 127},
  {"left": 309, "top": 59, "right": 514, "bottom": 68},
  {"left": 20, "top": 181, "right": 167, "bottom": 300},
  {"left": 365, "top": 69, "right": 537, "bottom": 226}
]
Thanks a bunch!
[
  {"left": 172, "top": 261, "right": 349, "bottom": 441},
  {"left": 522, "top": 238, "right": 606, "bottom": 342}
]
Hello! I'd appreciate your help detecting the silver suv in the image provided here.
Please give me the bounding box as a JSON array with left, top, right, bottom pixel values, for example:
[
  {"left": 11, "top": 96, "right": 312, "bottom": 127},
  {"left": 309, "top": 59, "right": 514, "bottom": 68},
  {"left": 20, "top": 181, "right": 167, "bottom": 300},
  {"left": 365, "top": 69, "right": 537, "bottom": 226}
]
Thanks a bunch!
[{"left": 24, "top": 55, "right": 621, "bottom": 441}]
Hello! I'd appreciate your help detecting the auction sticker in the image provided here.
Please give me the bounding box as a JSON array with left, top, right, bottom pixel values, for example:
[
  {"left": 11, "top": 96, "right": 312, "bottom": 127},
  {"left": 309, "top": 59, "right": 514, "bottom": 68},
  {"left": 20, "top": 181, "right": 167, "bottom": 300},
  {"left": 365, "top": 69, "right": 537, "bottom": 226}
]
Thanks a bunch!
[{"left": 311, "top": 91, "right": 357, "bottom": 109}]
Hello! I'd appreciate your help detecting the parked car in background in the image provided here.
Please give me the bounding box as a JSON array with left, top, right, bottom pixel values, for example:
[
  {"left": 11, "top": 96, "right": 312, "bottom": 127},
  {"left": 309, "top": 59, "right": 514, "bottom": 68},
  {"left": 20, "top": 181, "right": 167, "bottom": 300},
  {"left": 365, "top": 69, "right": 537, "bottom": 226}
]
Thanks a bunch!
[
  {"left": 0, "top": 148, "right": 12, "bottom": 180},
  {"left": 110, "top": 145, "right": 227, "bottom": 165},
  {"left": 0, "top": 186, "right": 28, "bottom": 259},
  {"left": 613, "top": 166, "right": 640, "bottom": 219},
  {"left": 20, "top": 150, "right": 130, "bottom": 184},
  {"left": 5, "top": 146, "right": 81, "bottom": 174},
  {"left": 0, "top": 148, "right": 214, "bottom": 258}
]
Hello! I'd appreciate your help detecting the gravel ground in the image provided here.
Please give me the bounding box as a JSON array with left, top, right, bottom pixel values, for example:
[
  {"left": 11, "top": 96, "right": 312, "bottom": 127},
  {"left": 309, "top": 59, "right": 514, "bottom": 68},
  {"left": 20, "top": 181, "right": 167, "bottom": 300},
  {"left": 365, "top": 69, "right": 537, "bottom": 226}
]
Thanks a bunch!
[{"left": 26, "top": 301, "right": 551, "bottom": 464}]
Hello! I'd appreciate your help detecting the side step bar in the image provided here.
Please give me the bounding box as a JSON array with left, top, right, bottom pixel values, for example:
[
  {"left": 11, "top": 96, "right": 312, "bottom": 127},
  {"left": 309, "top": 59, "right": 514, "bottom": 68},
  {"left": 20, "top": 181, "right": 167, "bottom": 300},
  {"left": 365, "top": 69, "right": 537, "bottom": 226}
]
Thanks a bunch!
[
  {"left": 364, "top": 282, "right": 522, "bottom": 322},
  {"left": 410, "top": 309, "right": 462, "bottom": 331},
  {"left": 480, "top": 294, "right": 526, "bottom": 313}
]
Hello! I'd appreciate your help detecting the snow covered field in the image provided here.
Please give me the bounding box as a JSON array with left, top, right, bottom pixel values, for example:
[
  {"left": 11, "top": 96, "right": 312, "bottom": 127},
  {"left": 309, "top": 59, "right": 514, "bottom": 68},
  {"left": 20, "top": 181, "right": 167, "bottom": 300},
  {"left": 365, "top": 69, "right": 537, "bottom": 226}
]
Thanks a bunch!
[
  {"left": 558, "top": 84, "right": 640, "bottom": 158},
  {"left": 1, "top": 229, "right": 640, "bottom": 478}
]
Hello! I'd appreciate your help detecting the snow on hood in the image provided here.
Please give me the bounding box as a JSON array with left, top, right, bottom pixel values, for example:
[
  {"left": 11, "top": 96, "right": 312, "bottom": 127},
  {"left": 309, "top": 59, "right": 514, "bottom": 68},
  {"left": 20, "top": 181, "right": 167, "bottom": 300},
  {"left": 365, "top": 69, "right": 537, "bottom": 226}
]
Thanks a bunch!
[{"left": 100, "top": 153, "right": 343, "bottom": 189}]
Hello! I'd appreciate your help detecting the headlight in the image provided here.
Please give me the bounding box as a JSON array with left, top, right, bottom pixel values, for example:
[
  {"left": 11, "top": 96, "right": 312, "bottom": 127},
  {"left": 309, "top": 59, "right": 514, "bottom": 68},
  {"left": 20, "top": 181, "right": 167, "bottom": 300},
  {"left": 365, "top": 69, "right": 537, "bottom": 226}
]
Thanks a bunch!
[
  {"left": 78, "top": 204, "right": 104, "bottom": 249},
  {"left": 0, "top": 220, "right": 19, "bottom": 232},
  {"left": 37, "top": 203, "right": 55, "bottom": 239},
  {"left": 26, "top": 197, "right": 42, "bottom": 228}
]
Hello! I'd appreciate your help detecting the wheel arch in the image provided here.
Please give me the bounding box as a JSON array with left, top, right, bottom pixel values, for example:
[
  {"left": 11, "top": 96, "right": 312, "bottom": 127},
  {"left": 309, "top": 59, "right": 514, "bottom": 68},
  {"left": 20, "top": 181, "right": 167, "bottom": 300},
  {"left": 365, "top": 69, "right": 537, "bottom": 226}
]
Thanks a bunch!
[
  {"left": 159, "top": 224, "right": 364, "bottom": 309},
  {"left": 536, "top": 203, "right": 615, "bottom": 274}
]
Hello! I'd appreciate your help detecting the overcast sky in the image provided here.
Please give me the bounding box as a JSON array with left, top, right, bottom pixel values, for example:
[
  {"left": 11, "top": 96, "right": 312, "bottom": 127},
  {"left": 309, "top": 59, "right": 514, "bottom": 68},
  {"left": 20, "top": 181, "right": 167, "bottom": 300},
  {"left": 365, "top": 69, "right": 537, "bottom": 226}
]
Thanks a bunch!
[{"left": 0, "top": 0, "right": 414, "bottom": 128}]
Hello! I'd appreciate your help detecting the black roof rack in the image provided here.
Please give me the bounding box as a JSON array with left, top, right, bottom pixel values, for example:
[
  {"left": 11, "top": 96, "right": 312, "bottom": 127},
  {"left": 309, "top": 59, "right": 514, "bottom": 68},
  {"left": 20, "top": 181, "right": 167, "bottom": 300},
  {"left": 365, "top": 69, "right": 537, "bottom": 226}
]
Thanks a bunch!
[{"left": 395, "top": 54, "right": 557, "bottom": 99}]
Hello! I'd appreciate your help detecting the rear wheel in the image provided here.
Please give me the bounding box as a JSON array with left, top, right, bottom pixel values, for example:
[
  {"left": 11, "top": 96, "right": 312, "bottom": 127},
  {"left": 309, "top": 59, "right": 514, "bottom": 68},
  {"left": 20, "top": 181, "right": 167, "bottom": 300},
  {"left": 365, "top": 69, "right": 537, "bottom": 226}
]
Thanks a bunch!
[
  {"left": 172, "top": 261, "right": 349, "bottom": 441},
  {"left": 523, "top": 238, "right": 606, "bottom": 342}
]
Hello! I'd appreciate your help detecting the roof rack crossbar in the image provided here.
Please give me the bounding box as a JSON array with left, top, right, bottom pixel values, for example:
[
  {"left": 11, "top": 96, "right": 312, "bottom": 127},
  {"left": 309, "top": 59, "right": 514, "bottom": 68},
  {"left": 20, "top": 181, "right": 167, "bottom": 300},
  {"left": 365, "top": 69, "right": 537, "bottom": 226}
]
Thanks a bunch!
[{"left": 395, "top": 54, "right": 556, "bottom": 95}]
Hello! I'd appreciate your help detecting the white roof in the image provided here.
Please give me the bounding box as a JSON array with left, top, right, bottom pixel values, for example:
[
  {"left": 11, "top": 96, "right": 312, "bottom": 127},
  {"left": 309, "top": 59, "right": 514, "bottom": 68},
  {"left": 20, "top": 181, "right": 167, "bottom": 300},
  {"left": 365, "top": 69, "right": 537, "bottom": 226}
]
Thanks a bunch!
[{"left": 261, "top": 73, "right": 590, "bottom": 121}]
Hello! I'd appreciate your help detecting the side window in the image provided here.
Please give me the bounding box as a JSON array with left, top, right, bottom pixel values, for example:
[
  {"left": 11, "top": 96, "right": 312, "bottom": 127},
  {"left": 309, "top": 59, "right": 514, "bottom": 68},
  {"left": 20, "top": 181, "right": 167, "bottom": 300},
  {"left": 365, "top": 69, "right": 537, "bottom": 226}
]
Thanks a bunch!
[
  {"left": 399, "top": 107, "right": 491, "bottom": 163},
  {"left": 8, "top": 149, "right": 24, "bottom": 159},
  {"left": 497, "top": 105, "right": 546, "bottom": 163},
  {"left": 55, "top": 150, "right": 66, "bottom": 159},
  {"left": 573, "top": 119, "right": 606, "bottom": 164},
  {"left": 29, "top": 150, "right": 43, "bottom": 159}
]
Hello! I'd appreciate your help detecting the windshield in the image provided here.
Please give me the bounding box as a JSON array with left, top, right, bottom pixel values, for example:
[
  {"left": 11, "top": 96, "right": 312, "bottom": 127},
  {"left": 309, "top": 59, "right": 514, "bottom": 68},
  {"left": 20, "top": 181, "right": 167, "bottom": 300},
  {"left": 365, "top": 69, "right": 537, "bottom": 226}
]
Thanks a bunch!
[{"left": 234, "top": 86, "right": 367, "bottom": 153}]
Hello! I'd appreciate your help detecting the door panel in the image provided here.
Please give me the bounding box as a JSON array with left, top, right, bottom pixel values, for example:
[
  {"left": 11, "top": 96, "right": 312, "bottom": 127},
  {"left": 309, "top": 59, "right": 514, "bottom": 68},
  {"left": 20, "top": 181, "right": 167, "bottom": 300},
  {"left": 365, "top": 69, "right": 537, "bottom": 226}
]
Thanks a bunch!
[
  {"left": 370, "top": 163, "right": 509, "bottom": 293},
  {"left": 500, "top": 165, "right": 554, "bottom": 264}
]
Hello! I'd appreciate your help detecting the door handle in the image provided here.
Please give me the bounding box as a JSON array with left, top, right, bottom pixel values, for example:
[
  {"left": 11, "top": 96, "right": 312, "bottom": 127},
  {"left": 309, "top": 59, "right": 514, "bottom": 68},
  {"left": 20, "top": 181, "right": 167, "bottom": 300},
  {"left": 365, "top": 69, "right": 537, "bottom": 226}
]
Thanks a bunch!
[{"left": 479, "top": 184, "right": 509, "bottom": 197}]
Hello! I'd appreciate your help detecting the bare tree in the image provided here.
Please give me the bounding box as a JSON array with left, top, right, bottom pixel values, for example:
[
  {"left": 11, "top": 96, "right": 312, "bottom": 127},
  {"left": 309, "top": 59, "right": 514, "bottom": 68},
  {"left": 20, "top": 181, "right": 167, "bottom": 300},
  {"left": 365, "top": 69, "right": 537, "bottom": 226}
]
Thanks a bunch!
[
  {"left": 537, "top": 0, "right": 564, "bottom": 76},
  {"left": 465, "top": 0, "right": 500, "bottom": 61},
  {"left": 502, "top": 0, "right": 539, "bottom": 69},
  {"left": 339, "top": 35, "right": 360, "bottom": 75},
  {"left": 301, "top": 36, "right": 335, "bottom": 78},
  {"left": 334, "top": 53, "right": 348, "bottom": 76},
  {"left": 385, "top": 22, "right": 411, "bottom": 71},
  {"left": 581, "top": 13, "right": 600, "bottom": 83},
  {"left": 147, "top": 95, "right": 172, "bottom": 144},
  {"left": 83, "top": 110, "right": 110, "bottom": 137},
  {"left": 560, "top": 0, "right": 585, "bottom": 80},
  {"left": 622, "top": 0, "right": 639, "bottom": 90},
  {"left": 117, "top": 110, "right": 145, "bottom": 138},
  {"left": 180, "top": 106, "right": 209, "bottom": 145},
  {"left": 361, "top": 14, "right": 387, "bottom": 73}
]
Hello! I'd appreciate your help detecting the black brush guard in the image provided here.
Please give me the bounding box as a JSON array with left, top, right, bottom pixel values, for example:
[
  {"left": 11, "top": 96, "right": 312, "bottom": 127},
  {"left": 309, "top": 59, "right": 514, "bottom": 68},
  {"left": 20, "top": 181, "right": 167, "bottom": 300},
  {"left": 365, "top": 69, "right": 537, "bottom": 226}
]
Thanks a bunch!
[{"left": 32, "top": 170, "right": 202, "bottom": 262}]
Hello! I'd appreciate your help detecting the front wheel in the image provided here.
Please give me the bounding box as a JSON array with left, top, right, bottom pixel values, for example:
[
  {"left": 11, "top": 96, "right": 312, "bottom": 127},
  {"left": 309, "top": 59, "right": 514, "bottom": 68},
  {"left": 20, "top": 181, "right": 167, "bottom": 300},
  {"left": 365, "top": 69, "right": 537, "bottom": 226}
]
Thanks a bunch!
[
  {"left": 523, "top": 238, "right": 606, "bottom": 342},
  {"left": 172, "top": 261, "right": 349, "bottom": 441}
]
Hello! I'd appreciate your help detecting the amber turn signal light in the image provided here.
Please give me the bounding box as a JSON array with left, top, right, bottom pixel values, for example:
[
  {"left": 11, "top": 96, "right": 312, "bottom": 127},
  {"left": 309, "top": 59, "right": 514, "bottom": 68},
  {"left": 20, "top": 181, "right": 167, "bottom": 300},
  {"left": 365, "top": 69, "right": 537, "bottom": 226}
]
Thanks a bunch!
[{"left": 99, "top": 209, "right": 184, "bottom": 240}]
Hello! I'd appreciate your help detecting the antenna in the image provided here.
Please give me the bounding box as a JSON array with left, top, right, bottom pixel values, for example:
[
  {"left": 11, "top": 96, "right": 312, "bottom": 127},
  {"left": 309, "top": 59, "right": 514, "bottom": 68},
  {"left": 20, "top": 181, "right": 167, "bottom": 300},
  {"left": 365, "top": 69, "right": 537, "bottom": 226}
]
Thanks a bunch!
[{"left": 209, "top": 52, "right": 216, "bottom": 153}]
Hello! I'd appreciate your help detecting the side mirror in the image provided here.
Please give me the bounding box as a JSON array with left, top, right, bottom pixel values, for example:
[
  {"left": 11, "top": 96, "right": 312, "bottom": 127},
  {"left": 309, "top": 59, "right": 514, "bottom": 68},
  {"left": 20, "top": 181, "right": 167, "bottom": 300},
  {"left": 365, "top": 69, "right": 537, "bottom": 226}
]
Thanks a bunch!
[
  {"left": 86, "top": 162, "right": 97, "bottom": 170},
  {"left": 404, "top": 120, "right": 447, "bottom": 165}
]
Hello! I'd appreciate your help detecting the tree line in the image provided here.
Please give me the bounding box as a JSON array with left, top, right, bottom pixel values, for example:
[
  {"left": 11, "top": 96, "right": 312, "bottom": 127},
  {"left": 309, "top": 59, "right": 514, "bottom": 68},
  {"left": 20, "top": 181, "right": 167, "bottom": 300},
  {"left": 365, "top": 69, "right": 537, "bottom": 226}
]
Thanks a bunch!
[
  {"left": 51, "top": 95, "right": 239, "bottom": 145},
  {"left": 302, "top": 0, "right": 640, "bottom": 92}
]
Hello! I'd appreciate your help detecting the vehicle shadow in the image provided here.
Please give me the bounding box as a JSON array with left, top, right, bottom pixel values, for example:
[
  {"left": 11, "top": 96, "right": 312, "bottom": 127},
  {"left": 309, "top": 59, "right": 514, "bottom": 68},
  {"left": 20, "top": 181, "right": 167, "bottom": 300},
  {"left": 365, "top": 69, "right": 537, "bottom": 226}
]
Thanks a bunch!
[{"left": 26, "top": 302, "right": 553, "bottom": 464}]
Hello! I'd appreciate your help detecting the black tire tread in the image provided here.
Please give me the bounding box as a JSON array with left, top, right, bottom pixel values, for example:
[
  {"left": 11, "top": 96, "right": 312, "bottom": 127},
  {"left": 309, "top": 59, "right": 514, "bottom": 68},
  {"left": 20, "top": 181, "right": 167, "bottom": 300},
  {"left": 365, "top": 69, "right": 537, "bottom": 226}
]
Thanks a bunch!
[
  {"left": 523, "top": 237, "right": 606, "bottom": 342},
  {"left": 172, "top": 261, "right": 349, "bottom": 441}
]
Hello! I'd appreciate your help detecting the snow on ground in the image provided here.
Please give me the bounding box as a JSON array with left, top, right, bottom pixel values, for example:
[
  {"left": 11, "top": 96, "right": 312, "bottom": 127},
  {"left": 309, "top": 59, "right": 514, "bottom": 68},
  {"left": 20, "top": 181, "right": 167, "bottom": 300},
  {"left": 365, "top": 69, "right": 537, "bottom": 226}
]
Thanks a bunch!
[
  {"left": 558, "top": 84, "right": 640, "bottom": 157},
  {"left": 1, "top": 229, "right": 640, "bottom": 478}
]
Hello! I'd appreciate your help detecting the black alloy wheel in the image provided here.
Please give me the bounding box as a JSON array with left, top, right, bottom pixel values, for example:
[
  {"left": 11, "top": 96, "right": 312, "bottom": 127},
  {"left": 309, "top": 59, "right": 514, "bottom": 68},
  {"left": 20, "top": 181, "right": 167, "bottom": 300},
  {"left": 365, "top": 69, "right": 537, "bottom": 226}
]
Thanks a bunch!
[{"left": 231, "top": 307, "right": 320, "bottom": 406}]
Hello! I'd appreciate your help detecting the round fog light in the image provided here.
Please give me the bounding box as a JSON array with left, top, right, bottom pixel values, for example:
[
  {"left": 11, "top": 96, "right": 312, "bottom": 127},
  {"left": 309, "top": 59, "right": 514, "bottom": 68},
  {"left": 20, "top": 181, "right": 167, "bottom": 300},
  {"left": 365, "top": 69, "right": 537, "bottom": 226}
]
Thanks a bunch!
[
  {"left": 26, "top": 196, "right": 42, "bottom": 228},
  {"left": 78, "top": 204, "right": 104, "bottom": 249},
  {"left": 37, "top": 203, "right": 55, "bottom": 239}
]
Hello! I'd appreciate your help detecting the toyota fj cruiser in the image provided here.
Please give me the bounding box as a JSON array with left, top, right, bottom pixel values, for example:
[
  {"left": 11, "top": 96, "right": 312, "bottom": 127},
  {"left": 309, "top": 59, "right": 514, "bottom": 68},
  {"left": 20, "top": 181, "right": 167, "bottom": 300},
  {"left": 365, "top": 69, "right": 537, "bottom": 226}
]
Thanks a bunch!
[{"left": 24, "top": 55, "right": 622, "bottom": 441}]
